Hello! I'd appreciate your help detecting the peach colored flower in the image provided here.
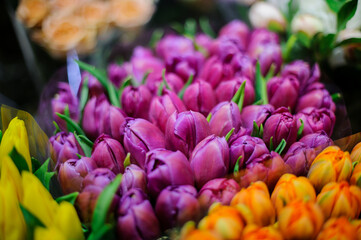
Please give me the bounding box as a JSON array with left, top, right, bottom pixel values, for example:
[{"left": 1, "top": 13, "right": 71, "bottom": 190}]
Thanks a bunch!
[
  {"left": 317, "top": 217, "right": 357, "bottom": 240},
  {"left": 242, "top": 225, "right": 284, "bottom": 240},
  {"left": 76, "top": 1, "right": 110, "bottom": 30},
  {"left": 16, "top": 0, "right": 49, "bottom": 27}
]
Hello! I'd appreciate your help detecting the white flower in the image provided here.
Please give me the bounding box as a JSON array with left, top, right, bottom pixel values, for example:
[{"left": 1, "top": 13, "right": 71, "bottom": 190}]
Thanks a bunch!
[
  {"left": 249, "top": 2, "right": 286, "bottom": 31},
  {"left": 291, "top": 14, "right": 324, "bottom": 37}
]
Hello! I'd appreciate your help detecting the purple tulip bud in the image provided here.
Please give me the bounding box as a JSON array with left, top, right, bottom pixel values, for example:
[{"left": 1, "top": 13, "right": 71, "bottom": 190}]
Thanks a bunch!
[
  {"left": 116, "top": 188, "right": 160, "bottom": 240},
  {"left": 133, "top": 46, "right": 154, "bottom": 58},
  {"left": 107, "top": 63, "right": 129, "bottom": 88},
  {"left": 146, "top": 72, "right": 184, "bottom": 94},
  {"left": 198, "top": 178, "right": 240, "bottom": 210},
  {"left": 215, "top": 77, "right": 255, "bottom": 107},
  {"left": 295, "top": 83, "right": 336, "bottom": 112},
  {"left": 247, "top": 28, "right": 280, "bottom": 52},
  {"left": 51, "top": 82, "right": 79, "bottom": 131},
  {"left": 253, "top": 43, "right": 283, "bottom": 76},
  {"left": 165, "top": 111, "right": 211, "bottom": 157},
  {"left": 229, "top": 135, "right": 270, "bottom": 170},
  {"left": 145, "top": 149, "right": 194, "bottom": 198},
  {"left": 200, "top": 56, "right": 234, "bottom": 88},
  {"left": 267, "top": 75, "right": 300, "bottom": 110},
  {"left": 120, "top": 164, "right": 147, "bottom": 194},
  {"left": 77, "top": 168, "right": 116, "bottom": 223},
  {"left": 281, "top": 60, "right": 311, "bottom": 88},
  {"left": 263, "top": 107, "right": 298, "bottom": 151},
  {"left": 195, "top": 33, "right": 213, "bottom": 54},
  {"left": 209, "top": 102, "right": 242, "bottom": 137},
  {"left": 210, "top": 36, "right": 244, "bottom": 62},
  {"left": 149, "top": 90, "right": 186, "bottom": 132},
  {"left": 230, "top": 53, "right": 256, "bottom": 83},
  {"left": 58, "top": 157, "right": 97, "bottom": 194},
  {"left": 156, "top": 35, "right": 194, "bottom": 61},
  {"left": 92, "top": 134, "right": 126, "bottom": 174},
  {"left": 219, "top": 20, "right": 250, "bottom": 50},
  {"left": 190, "top": 135, "right": 230, "bottom": 188},
  {"left": 50, "top": 132, "right": 84, "bottom": 165},
  {"left": 183, "top": 80, "right": 217, "bottom": 116},
  {"left": 121, "top": 85, "right": 152, "bottom": 120},
  {"left": 155, "top": 185, "right": 200, "bottom": 230},
  {"left": 81, "top": 72, "right": 104, "bottom": 97},
  {"left": 296, "top": 107, "right": 336, "bottom": 137},
  {"left": 123, "top": 118, "right": 165, "bottom": 169},
  {"left": 283, "top": 142, "right": 316, "bottom": 176},
  {"left": 165, "top": 53, "right": 204, "bottom": 81},
  {"left": 299, "top": 131, "right": 333, "bottom": 153},
  {"left": 240, "top": 104, "right": 274, "bottom": 132}
]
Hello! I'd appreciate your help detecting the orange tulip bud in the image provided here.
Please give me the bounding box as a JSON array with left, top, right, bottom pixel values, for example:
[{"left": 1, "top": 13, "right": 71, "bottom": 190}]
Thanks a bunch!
[
  {"left": 231, "top": 181, "right": 275, "bottom": 226},
  {"left": 242, "top": 225, "right": 284, "bottom": 240},
  {"left": 351, "top": 162, "right": 361, "bottom": 188},
  {"left": 278, "top": 200, "right": 324, "bottom": 240},
  {"left": 307, "top": 146, "right": 352, "bottom": 192},
  {"left": 198, "top": 203, "right": 246, "bottom": 240},
  {"left": 351, "top": 220, "right": 361, "bottom": 240},
  {"left": 351, "top": 142, "right": 361, "bottom": 163},
  {"left": 317, "top": 217, "right": 357, "bottom": 240},
  {"left": 271, "top": 173, "right": 316, "bottom": 215},
  {"left": 316, "top": 181, "right": 361, "bottom": 220},
  {"left": 179, "top": 221, "right": 221, "bottom": 240}
]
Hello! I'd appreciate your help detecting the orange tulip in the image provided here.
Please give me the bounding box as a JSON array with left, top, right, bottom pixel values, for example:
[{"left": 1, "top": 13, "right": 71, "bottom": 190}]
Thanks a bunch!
[
  {"left": 278, "top": 200, "right": 324, "bottom": 240},
  {"left": 271, "top": 173, "right": 316, "bottom": 215},
  {"left": 307, "top": 146, "right": 352, "bottom": 192},
  {"left": 198, "top": 204, "right": 246, "bottom": 240},
  {"left": 351, "top": 220, "right": 361, "bottom": 240},
  {"left": 179, "top": 221, "right": 222, "bottom": 240},
  {"left": 231, "top": 181, "right": 275, "bottom": 226},
  {"left": 317, "top": 181, "right": 361, "bottom": 220},
  {"left": 351, "top": 142, "right": 361, "bottom": 163},
  {"left": 242, "top": 225, "right": 284, "bottom": 240},
  {"left": 351, "top": 162, "right": 361, "bottom": 188},
  {"left": 317, "top": 217, "right": 357, "bottom": 240}
]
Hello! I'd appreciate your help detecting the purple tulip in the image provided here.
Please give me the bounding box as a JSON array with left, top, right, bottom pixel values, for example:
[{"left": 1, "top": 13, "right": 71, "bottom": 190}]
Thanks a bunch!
[
  {"left": 199, "top": 56, "right": 234, "bottom": 88},
  {"left": 51, "top": 82, "right": 79, "bottom": 131},
  {"left": 81, "top": 72, "right": 104, "bottom": 97},
  {"left": 198, "top": 178, "right": 240, "bottom": 210},
  {"left": 116, "top": 188, "right": 160, "bottom": 240},
  {"left": 50, "top": 132, "right": 84, "bottom": 165},
  {"left": 189, "top": 135, "right": 230, "bottom": 188},
  {"left": 146, "top": 72, "right": 184, "bottom": 94},
  {"left": 299, "top": 131, "right": 333, "bottom": 150},
  {"left": 183, "top": 80, "right": 217, "bottom": 116},
  {"left": 267, "top": 75, "right": 300, "bottom": 110},
  {"left": 165, "top": 52, "right": 204, "bottom": 81},
  {"left": 295, "top": 83, "right": 336, "bottom": 112},
  {"left": 58, "top": 157, "right": 97, "bottom": 194},
  {"left": 165, "top": 111, "right": 211, "bottom": 157},
  {"left": 296, "top": 107, "right": 336, "bottom": 137},
  {"left": 230, "top": 53, "right": 256, "bottom": 84},
  {"left": 123, "top": 118, "right": 165, "bottom": 169},
  {"left": 107, "top": 63, "right": 129, "bottom": 88},
  {"left": 91, "top": 134, "right": 126, "bottom": 174},
  {"left": 209, "top": 101, "right": 242, "bottom": 137},
  {"left": 120, "top": 164, "right": 147, "bottom": 194},
  {"left": 229, "top": 135, "right": 270, "bottom": 170},
  {"left": 215, "top": 77, "right": 255, "bottom": 107},
  {"left": 247, "top": 28, "right": 279, "bottom": 53},
  {"left": 263, "top": 107, "right": 298, "bottom": 151},
  {"left": 149, "top": 90, "right": 186, "bottom": 132},
  {"left": 145, "top": 149, "right": 194, "bottom": 198},
  {"left": 121, "top": 85, "right": 152, "bottom": 120},
  {"left": 156, "top": 35, "right": 194, "bottom": 61},
  {"left": 283, "top": 142, "right": 317, "bottom": 176},
  {"left": 240, "top": 104, "right": 274, "bottom": 132},
  {"left": 155, "top": 185, "right": 200, "bottom": 230},
  {"left": 210, "top": 36, "right": 244, "bottom": 62},
  {"left": 195, "top": 33, "right": 213, "bottom": 54},
  {"left": 77, "top": 168, "right": 116, "bottom": 223},
  {"left": 255, "top": 43, "right": 283, "bottom": 76},
  {"left": 219, "top": 20, "right": 250, "bottom": 50}
]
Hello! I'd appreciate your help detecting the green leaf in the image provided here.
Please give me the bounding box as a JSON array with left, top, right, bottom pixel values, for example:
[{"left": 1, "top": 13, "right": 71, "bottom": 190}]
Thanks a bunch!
[
  {"left": 297, "top": 119, "right": 304, "bottom": 140},
  {"left": 88, "top": 224, "right": 114, "bottom": 240},
  {"left": 142, "top": 71, "right": 151, "bottom": 85},
  {"left": 31, "top": 157, "right": 41, "bottom": 173},
  {"left": 234, "top": 155, "right": 242, "bottom": 173},
  {"left": 269, "top": 136, "right": 274, "bottom": 151},
  {"left": 20, "top": 204, "right": 45, "bottom": 240},
  {"left": 53, "top": 121, "right": 61, "bottom": 135},
  {"left": 55, "top": 192, "right": 79, "bottom": 205},
  {"left": 237, "top": 81, "right": 246, "bottom": 113},
  {"left": 149, "top": 29, "right": 164, "bottom": 48},
  {"left": 253, "top": 100, "right": 263, "bottom": 105},
  {"left": 162, "top": 69, "right": 171, "bottom": 90},
  {"left": 225, "top": 128, "right": 235, "bottom": 142},
  {"left": 124, "top": 153, "right": 131, "bottom": 169},
  {"left": 265, "top": 64, "right": 276, "bottom": 81},
  {"left": 311, "top": 33, "right": 336, "bottom": 61},
  {"left": 199, "top": 17, "right": 216, "bottom": 38},
  {"left": 80, "top": 77, "right": 89, "bottom": 113},
  {"left": 259, "top": 124, "right": 264, "bottom": 139},
  {"left": 337, "top": 0, "right": 357, "bottom": 31},
  {"left": 34, "top": 159, "right": 55, "bottom": 190},
  {"left": 0, "top": 129, "right": 2, "bottom": 144},
  {"left": 275, "top": 139, "right": 287, "bottom": 155},
  {"left": 326, "top": 0, "right": 350, "bottom": 12},
  {"left": 297, "top": 32, "right": 312, "bottom": 48},
  {"left": 178, "top": 74, "right": 194, "bottom": 100},
  {"left": 335, "top": 37, "right": 361, "bottom": 47},
  {"left": 287, "top": 0, "right": 297, "bottom": 23},
  {"left": 352, "top": 161, "right": 359, "bottom": 170},
  {"left": 157, "top": 82, "right": 165, "bottom": 96},
  {"left": 251, "top": 121, "right": 260, "bottom": 138},
  {"left": 56, "top": 112, "right": 86, "bottom": 136},
  {"left": 206, "top": 113, "right": 212, "bottom": 123},
  {"left": 171, "top": 22, "right": 184, "bottom": 34},
  {"left": 74, "top": 133, "right": 93, "bottom": 158},
  {"left": 91, "top": 174, "right": 122, "bottom": 234},
  {"left": 331, "top": 93, "right": 342, "bottom": 103},
  {"left": 283, "top": 34, "right": 298, "bottom": 61},
  {"left": 9, "top": 147, "right": 29, "bottom": 173},
  {"left": 255, "top": 62, "right": 269, "bottom": 104},
  {"left": 184, "top": 19, "right": 197, "bottom": 38}
]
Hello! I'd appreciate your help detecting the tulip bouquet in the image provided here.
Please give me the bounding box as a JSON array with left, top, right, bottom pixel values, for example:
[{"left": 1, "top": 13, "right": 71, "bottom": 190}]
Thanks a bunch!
[{"left": 45, "top": 19, "right": 343, "bottom": 238}]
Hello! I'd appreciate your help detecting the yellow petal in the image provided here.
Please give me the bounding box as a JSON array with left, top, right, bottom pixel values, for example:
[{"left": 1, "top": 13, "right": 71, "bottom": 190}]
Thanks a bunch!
[
  {"left": 0, "top": 157, "right": 23, "bottom": 200},
  {"left": 0, "top": 117, "right": 31, "bottom": 172},
  {"left": 34, "top": 227, "right": 67, "bottom": 240},
  {"left": 54, "top": 201, "right": 84, "bottom": 240},
  {"left": 21, "top": 171, "right": 58, "bottom": 227}
]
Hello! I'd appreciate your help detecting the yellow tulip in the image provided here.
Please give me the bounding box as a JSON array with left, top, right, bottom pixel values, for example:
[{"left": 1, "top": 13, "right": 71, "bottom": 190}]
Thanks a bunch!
[
  {"left": 231, "top": 181, "right": 275, "bottom": 226},
  {"left": 21, "top": 171, "right": 58, "bottom": 227},
  {"left": 351, "top": 142, "right": 361, "bottom": 163},
  {"left": 0, "top": 157, "right": 23, "bottom": 200},
  {"left": 0, "top": 181, "right": 26, "bottom": 240},
  {"left": 271, "top": 174, "right": 316, "bottom": 215},
  {"left": 307, "top": 146, "right": 352, "bottom": 192},
  {"left": 317, "top": 181, "right": 361, "bottom": 220},
  {"left": 0, "top": 117, "right": 32, "bottom": 172},
  {"left": 34, "top": 227, "right": 67, "bottom": 240},
  {"left": 242, "top": 225, "right": 284, "bottom": 240},
  {"left": 351, "top": 162, "right": 361, "bottom": 188},
  {"left": 317, "top": 217, "right": 357, "bottom": 240}
]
